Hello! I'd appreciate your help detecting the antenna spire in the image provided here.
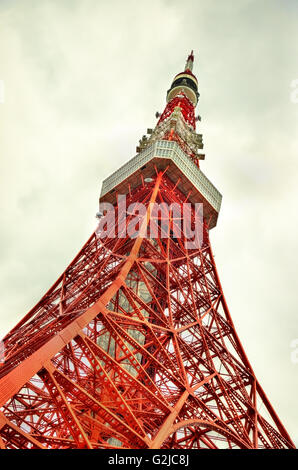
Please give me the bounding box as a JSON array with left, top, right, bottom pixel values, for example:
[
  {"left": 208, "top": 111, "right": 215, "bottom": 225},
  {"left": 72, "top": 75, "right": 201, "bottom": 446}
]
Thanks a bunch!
[{"left": 185, "top": 50, "right": 194, "bottom": 72}]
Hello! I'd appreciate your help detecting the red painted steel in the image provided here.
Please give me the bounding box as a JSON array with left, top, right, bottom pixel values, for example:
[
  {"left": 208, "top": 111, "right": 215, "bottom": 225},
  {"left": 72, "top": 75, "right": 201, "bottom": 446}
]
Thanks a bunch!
[
  {"left": 0, "top": 54, "right": 294, "bottom": 449},
  {"left": 157, "top": 92, "right": 196, "bottom": 129}
]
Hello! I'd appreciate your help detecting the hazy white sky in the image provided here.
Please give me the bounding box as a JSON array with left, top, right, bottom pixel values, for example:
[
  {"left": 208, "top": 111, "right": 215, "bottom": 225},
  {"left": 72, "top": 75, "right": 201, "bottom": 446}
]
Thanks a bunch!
[{"left": 0, "top": 0, "right": 297, "bottom": 445}]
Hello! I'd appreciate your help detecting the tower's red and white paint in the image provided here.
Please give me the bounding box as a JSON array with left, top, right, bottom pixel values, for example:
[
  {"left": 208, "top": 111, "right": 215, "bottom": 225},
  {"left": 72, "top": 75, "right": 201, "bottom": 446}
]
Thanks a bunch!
[{"left": 0, "top": 53, "right": 294, "bottom": 449}]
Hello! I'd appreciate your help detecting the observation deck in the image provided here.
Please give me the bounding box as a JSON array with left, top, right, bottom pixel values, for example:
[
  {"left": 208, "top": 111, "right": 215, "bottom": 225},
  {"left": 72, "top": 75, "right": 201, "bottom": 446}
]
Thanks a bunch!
[{"left": 100, "top": 140, "right": 222, "bottom": 229}]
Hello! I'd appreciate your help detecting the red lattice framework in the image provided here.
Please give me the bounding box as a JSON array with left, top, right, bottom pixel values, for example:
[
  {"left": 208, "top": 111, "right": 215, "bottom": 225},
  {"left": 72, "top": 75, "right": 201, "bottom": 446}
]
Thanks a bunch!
[
  {"left": 157, "top": 93, "right": 196, "bottom": 130},
  {"left": 0, "top": 172, "right": 294, "bottom": 449}
]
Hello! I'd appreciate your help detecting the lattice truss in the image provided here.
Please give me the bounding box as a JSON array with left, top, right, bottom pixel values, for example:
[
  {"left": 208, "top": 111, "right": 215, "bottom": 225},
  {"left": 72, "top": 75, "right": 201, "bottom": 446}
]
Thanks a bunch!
[{"left": 0, "top": 173, "right": 294, "bottom": 449}]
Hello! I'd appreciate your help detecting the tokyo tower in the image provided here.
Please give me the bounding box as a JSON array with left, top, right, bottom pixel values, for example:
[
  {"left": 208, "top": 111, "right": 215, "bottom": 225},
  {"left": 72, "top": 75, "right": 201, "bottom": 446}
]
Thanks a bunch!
[{"left": 0, "top": 52, "right": 294, "bottom": 449}]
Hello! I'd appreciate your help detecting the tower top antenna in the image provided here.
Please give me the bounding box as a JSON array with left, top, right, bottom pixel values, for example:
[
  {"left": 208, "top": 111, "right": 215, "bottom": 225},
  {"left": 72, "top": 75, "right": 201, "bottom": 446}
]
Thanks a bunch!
[{"left": 185, "top": 50, "right": 194, "bottom": 71}]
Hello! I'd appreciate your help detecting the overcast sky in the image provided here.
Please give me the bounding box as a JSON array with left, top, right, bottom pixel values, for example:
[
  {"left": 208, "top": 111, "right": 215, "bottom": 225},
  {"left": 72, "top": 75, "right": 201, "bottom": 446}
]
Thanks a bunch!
[{"left": 0, "top": 0, "right": 297, "bottom": 445}]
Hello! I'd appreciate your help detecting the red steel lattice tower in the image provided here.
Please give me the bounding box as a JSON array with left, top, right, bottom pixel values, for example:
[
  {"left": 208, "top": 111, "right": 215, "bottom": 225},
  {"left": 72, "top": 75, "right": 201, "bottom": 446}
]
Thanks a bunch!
[{"left": 0, "top": 52, "right": 294, "bottom": 449}]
